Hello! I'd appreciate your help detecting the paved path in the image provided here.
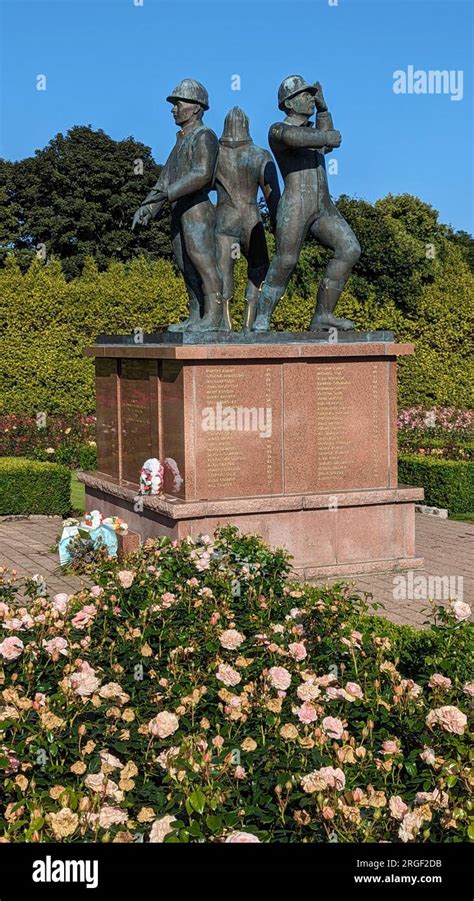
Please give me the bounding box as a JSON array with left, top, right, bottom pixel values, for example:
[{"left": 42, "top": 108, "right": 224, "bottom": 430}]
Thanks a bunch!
[
  {"left": 0, "top": 516, "right": 86, "bottom": 598},
  {"left": 0, "top": 514, "right": 472, "bottom": 626}
]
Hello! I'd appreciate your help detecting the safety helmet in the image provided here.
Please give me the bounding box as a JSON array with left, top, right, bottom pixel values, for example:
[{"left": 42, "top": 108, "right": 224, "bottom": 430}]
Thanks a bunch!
[
  {"left": 166, "top": 78, "right": 209, "bottom": 110},
  {"left": 277, "top": 75, "right": 316, "bottom": 110},
  {"left": 219, "top": 106, "right": 251, "bottom": 145}
]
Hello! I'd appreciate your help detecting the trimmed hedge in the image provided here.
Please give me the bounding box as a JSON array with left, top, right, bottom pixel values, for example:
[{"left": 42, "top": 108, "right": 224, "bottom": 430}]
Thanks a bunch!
[
  {"left": 0, "top": 457, "right": 71, "bottom": 515},
  {"left": 0, "top": 233, "right": 473, "bottom": 414},
  {"left": 398, "top": 453, "right": 474, "bottom": 514}
]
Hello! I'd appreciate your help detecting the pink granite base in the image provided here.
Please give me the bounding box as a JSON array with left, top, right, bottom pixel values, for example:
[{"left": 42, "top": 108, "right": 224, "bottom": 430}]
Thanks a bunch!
[
  {"left": 82, "top": 477, "right": 423, "bottom": 578},
  {"left": 82, "top": 340, "right": 424, "bottom": 578}
]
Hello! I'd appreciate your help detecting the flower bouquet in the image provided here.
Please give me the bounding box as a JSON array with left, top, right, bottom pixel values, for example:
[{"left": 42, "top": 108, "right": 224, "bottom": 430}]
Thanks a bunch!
[
  {"left": 59, "top": 510, "right": 128, "bottom": 567},
  {"left": 139, "top": 458, "right": 164, "bottom": 495}
]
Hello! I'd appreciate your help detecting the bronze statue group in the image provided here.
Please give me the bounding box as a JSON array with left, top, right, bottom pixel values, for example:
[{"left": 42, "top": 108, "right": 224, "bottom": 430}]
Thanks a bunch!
[{"left": 132, "top": 76, "right": 360, "bottom": 334}]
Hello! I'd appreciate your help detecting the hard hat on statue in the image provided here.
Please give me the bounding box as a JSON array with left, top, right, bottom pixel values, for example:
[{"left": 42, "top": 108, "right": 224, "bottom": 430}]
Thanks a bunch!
[
  {"left": 166, "top": 79, "right": 210, "bottom": 110},
  {"left": 219, "top": 107, "right": 252, "bottom": 145},
  {"left": 277, "top": 75, "right": 317, "bottom": 110}
]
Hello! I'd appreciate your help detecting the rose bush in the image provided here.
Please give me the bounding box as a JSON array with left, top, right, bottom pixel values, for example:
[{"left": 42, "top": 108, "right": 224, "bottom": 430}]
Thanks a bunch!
[
  {"left": 397, "top": 408, "right": 473, "bottom": 461},
  {"left": 0, "top": 414, "right": 97, "bottom": 469},
  {"left": 0, "top": 527, "right": 472, "bottom": 844}
]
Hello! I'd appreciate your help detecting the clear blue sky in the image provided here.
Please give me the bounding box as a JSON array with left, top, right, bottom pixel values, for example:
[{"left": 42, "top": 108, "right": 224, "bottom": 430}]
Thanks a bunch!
[{"left": 1, "top": 0, "right": 472, "bottom": 232}]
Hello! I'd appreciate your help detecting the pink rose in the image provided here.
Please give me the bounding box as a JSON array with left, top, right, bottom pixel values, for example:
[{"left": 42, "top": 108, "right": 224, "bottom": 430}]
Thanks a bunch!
[
  {"left": 234, "top": 766, "right": 246, "bottom": 780},
  {"left": 268, "top": 666, "right": 291, "bottom": 691},
  {"left": 382, "top": 739, "right": 401, "bottom": 755},
  {"left": 150, "top": 814, "right": 177, "bottom": 843},
  {"left": 52, "top": 593, "right": 70, "bottom": 613},
  {"left": 216, "top": 664, "right": 241, "bottom": 687},
  {"left": 301, "top": 767, "right": 345, "bottom": 793},
  {"left": 33, "top": 692, "right": 46, "bottom": 709},
  {"left": 341, "top": 630, "right": 363, "bottom": 650},
  {"left": 322, "top": 806, "right": 335, "bottom": 820},
  {"left": 322, "top": 716, "right": 344, "bottom": 740},
  {"left": 219, "top": 629, "right": 245, "bottom": 650},
  {"left": 0, "top": 636, "right": 24, "bottom": 660},
  {"left": 345, "top": 682, "right": 364, "bottom": 700},
  {"left": 320, "top": 766, "right": 346, "bottom": 790},
  {"left": 297, "top": 702, "right": 318, "bottom": 724},
  {"left": 428, "top": 673, "right": 452, "bottom": 690},
  {"left": 326, "top": 686, "right": 347, "bottom": 701},
  {"left": 148, "top": 711, "right": 180, "bottom": 739},
  {"left": 71, "top": 605, "right": 97, "bottom": 629},
  {"left": 426, "top": 705, "right": 467, "bottom": 735},
  {"left": 69, "top": 661, "right": 100, "bottom": 697},
  {"left": 297, "top": 682, "right": 320, "bottom": 702},
  {"left": 98, "top": 806, "right": 128, "bottom": 828},
  {"left": 452, "top": 600, "right": 471, "bottom": 621},
  {"left": 117, "top": 570, "right": 135, "bottom": 589},
  {"left": 288, "top": 642, "right": 307, "bottom": 661},
  {"left": 42, "top": 637, "right": 68, "bottom": 659},
  {"left": 389, "top": 795, "right": 409, "bottom": 820},
  {"left": 90, "top": 585, "right": 103, "bottom": 598},
  {"left": 225, "top": 832, "right": 260, "bottom": 843}
]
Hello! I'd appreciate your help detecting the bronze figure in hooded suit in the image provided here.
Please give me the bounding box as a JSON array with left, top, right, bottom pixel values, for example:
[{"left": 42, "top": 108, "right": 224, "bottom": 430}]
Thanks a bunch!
[
  {"left": 132, "top": 79, "right": 224, "bottom": 332},
  {"left": 214, "top": 107, "right": 281, "bottom": 329}
]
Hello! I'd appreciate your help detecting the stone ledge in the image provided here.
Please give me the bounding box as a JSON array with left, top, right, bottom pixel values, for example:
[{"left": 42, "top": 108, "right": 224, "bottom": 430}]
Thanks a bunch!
[
  {"left": 84, "top": 341, "right": 414, "bottom": 361},
  {"left": 302, "top": 556, "right": 425, "bottom": 580},
  {"left": 77, "top": 471, "right": 424, "bottom": 521}
]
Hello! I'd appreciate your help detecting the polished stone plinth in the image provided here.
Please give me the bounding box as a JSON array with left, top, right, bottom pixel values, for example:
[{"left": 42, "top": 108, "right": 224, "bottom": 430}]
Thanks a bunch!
[{"left": 79, "top": 336, "right": 424, "bottom": 576}]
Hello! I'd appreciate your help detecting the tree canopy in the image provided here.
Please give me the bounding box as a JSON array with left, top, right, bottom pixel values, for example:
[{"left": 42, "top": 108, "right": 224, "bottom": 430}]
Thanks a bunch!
[{"left": 0, "top": 126, "right": 172, "bottom": 279}]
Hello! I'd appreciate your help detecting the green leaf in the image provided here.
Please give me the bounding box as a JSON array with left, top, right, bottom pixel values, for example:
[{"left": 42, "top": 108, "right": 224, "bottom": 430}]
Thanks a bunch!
[
  {"left": 205, "top": 815, "right": 222, "bottom": 832},
  {"left": 189, "top": 789, "right": 206, "bottom": 815}
]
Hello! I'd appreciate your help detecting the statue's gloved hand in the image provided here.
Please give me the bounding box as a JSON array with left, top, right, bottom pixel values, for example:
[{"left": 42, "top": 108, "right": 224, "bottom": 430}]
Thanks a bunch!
[
  {"left": 324, "top": 129, "right": 342, "bottom": 149},
  {"left": 313, "top": 81, "right": 328, "bottom": 113},
  {"left": 131, "top": 205, "right": 152, "bottom": 230}
]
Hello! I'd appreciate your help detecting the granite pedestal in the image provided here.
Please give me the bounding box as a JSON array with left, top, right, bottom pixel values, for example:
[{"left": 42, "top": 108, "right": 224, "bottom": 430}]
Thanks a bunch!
[{"left": 79, "top": 334, "right": 424, "bottom": 577}]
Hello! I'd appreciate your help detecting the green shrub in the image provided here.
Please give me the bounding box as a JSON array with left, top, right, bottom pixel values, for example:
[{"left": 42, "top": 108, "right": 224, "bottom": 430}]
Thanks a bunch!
[
  {"left": 78, "top": 444, "right": 97, "bottom": 470},
  {"left": 398, "top": 454, "right": 474, "bottom": 514},
  {"left": 0, "top": 457, "right": 71, "bottom": 515},
  {"left": 0, "top": 528, "right": 472, "bottom": 844}
]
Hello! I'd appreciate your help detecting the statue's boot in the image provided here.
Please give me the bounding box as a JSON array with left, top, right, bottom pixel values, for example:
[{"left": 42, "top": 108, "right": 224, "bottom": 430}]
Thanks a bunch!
[
  {"left": 192, "top": 292, "right": 224, "bottom": 332},
  {"left": 244, "top": 298, "right": 258, "bottom": 330},
  {"left": 310, "top": 278, "right": 355, "bottom": 331},
  {"left": 167, "top": 295, "right": 201, "bottom": 332},
  {"left": 251, "top": 283, "right": 283, "bottom": 331},
  {"left": 221, "top": 297, "right": 233, "bottom": 331}
]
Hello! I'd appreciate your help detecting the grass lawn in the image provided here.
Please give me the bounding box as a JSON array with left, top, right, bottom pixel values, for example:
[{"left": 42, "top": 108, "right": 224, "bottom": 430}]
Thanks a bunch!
[{"left": 70, "top": 471, "right": 85, "bottom": 514}]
